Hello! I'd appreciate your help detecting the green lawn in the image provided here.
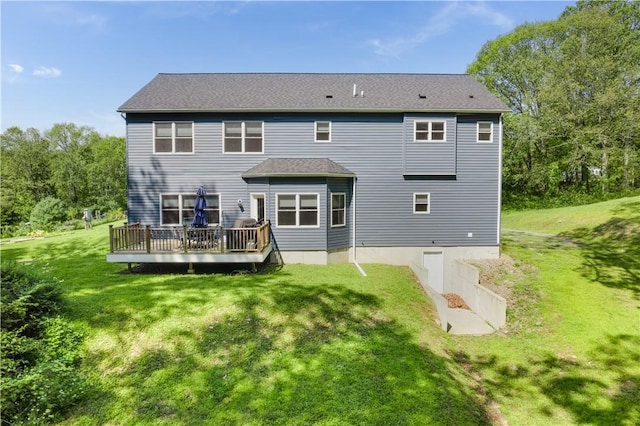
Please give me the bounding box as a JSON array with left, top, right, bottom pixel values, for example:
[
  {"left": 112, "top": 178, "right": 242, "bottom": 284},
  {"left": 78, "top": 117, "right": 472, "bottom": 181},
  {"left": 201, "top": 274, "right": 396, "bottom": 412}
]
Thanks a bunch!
[
  {"left": 451, "top": 196, "right": 640, "bottom": 425},
  {"left": 1, "top": 225, "right": 491, "bottom": 425},
  {"left": 2, "top": 196, "right": 638, "bottom": 425}
]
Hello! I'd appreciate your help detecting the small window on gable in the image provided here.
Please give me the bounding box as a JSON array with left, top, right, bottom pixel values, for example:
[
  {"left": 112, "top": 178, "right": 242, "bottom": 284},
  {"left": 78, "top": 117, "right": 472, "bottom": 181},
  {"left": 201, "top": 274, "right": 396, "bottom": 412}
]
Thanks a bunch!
[
  {"left": 154, "top": 122, "right": 193, "bottom": 154},
  {"left": 414, "top": 193, "right": 430, "bottom": 214},
  {"left": 477, "top": 122, "right": 493, "bottom": 143},
  {"left": 415, "top": 121, "right": 446, "bottom": 142},
  {"left": 315, "top": 121, "right": 331, "bottom": 142}
]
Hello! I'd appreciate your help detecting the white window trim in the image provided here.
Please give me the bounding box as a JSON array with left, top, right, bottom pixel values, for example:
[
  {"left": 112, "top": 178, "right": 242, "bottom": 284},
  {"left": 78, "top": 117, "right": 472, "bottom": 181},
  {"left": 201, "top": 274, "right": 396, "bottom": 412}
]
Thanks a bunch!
[
  {"left": 314, "top": 121, "right": 332, "bottom": 143},
  {"left": 413, "top": 193, "right": 431, "bottom": 214},
  {"left": 159, "top": 193, "right": 221, "bottom": 226},
  {"left": 275, "top": 193, "right": 320, "bottom": 229},
  {"left": 223, "top": 121, "right": 264, "bottom": 154},
  {"left": 477, "top": 121, "right": 494, "bottom": 143},
  {"left": 414, "top": 120, "right": 447, "bottom": 143},
  {"left": 330, "top": 192, "right": 346, "bottom": 228},
  {"left": 153, "top": 122, "right": 194, "bottom": 155}
]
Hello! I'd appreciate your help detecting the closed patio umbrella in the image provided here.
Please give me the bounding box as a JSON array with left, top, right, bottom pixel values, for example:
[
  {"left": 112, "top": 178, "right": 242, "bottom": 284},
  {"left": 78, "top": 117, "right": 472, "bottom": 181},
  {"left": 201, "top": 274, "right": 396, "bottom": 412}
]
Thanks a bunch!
[{"left": 191, "top": 186, "right": 208, "bottom": 228}]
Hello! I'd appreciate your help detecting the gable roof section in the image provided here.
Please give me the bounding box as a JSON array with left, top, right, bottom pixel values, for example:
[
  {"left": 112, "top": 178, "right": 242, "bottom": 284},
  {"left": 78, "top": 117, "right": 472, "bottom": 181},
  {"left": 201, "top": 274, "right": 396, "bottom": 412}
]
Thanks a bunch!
[
  {"left": 118, "top": 73, "right": 510, "bottom": 114},
  {"left": 242, "top": 158, "right": 355, "bottom": 178}
]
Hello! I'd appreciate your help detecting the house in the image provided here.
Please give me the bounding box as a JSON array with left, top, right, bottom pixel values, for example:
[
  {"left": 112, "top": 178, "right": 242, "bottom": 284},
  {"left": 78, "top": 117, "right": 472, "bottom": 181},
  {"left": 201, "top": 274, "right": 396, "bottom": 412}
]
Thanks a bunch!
[{"left": 109, "top": 73, "right": 510, "bottom": 292}]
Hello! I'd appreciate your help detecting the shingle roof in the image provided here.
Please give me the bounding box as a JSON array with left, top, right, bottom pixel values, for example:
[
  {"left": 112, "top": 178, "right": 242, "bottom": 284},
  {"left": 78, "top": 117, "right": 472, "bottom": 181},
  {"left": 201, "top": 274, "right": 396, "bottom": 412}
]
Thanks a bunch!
[
  {"left": 242, "top": 158, "right": 355, "bottom": 178},
  {"left": 118, "top": 73, "right": 510, "bottom": 113}
]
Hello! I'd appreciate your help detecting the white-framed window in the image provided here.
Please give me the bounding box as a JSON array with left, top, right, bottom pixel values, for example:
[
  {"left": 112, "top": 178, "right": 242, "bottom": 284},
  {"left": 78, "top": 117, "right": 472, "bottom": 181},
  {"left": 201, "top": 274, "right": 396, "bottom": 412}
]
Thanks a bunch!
[
  {"left": 331, "top": 193, "right": 346, "bottom": 227},
  {"left": 414, "top": 121, "right": 446, "bottom": 142},
  {"left": 477, "top": 122, "right": 493, "bottom": 143},
  {"left": 315, "top": 121, "right": 331, "bottom": 142},
  {"left": 276, "top": 193, "right": 319, "bottom": 228},
  {"left": 154, "top": 122, "right": 194, "bottom": 154},
  {"left": 413, "top": 193, "right": 430, "bottom": 214},
  {"left": 160, "top": 193, "right": 220, "bottom": 226},
  {"left": 223, "top": 121, "right": 263, "bottom": 153}
]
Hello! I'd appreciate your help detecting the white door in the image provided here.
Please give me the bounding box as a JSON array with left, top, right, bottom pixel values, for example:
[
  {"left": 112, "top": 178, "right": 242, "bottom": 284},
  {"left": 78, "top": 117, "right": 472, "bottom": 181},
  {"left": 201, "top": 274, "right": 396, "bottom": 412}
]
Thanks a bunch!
[
  {"left": 422, "top": 252, "right": 444, "bottom": 293},
  {"left": 250, "top": 193, "right": 265, "bottom": 222}
]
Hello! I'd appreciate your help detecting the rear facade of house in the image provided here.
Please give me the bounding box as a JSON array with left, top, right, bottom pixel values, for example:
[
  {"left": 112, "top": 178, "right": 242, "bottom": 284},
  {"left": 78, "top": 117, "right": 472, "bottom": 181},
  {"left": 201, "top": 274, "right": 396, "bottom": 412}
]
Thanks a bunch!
[{"left": 117, "top": 73, "right": 509, "bottom": 271}]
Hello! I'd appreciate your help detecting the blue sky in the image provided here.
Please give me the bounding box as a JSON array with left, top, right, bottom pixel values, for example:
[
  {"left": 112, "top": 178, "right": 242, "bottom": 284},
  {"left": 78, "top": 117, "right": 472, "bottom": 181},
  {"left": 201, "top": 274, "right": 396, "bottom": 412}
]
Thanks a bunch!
[{"left": 2, "top": 0, "right": 572, "bottom": 137}]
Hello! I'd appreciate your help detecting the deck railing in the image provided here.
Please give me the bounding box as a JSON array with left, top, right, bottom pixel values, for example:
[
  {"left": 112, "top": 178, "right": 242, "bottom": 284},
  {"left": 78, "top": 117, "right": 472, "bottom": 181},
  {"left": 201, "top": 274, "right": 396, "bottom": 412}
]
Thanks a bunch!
[{"left": 109, "top": 221, "right": 271, "bottom": 254}]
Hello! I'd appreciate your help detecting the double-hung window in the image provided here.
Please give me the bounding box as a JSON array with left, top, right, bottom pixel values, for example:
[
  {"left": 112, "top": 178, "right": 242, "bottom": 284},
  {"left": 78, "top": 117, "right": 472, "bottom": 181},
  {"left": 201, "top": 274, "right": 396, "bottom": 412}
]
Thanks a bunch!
[
  {"left": 276, "top": 194, "right": 319, "bottom": 228},
  {"left": 160, "top": 193, "right": 220, "bottom": 226},
  {"left": 477, "top": 122, "right": 493, "bottom": 143},
  {"left": 315, "top": 121, "right": 331, "bottom": 142},
  {"left": 224, "top": 121, "right": 263, "bottom": 153},
  {"left": 331, "top": 193, "right": 346, "bottom": 227},
  {"left": 154, "top": 122, "right": 193, "bottom": 153},
  {"left": 413, "top": 193, "right": 431, "bottom": 214},
  {"left": 414, "top": 121, "right": 446, "bottom": 142}
]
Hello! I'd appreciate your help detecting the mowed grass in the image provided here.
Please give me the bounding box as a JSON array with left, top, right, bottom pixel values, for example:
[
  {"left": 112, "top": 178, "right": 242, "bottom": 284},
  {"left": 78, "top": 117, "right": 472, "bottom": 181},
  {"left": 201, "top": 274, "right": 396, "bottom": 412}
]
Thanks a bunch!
[
  {"left": 450, "top": 196, "right": 640, "bottom": 425},
  {"left": 2, "top": 196, "right": 638, "bottom": 425},
  {"left": 1, "top": 225, "right": 492, "bottom": 425}
]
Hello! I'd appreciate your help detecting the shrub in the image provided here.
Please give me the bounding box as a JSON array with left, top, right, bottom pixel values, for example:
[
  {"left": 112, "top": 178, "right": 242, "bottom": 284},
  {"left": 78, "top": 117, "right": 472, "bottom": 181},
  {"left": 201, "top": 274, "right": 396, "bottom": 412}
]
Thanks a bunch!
[
  {"left": 0, "top": 263, "right": 86, "bottom": 424},
  {"left": 29, "top": 197, "right": 68, "bottom": 231}
]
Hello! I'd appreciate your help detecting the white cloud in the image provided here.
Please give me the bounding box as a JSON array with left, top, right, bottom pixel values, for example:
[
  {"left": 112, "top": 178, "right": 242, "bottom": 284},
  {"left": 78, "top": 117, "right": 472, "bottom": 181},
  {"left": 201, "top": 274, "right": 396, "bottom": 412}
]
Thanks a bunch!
[
  {"left": 368, "top": 1, "right": 515, "bottom": 57},
  {"left": 33, "top": 66, "right": 62, "bottom": 78},
  {"left": 9, "top": 64, "right": 24, "bottom": 73}
]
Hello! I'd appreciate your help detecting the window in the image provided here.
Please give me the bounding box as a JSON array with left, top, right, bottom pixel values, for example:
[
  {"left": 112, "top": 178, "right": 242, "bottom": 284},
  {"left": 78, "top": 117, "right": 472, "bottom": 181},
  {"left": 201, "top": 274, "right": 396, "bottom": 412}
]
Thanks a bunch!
[
  {"left": 224, "top": 121, "right": 263, "bottom": 153},
  {"left": 160, "top": 193, "right": 220, "bottom": 225},
  {"left": 414, "top": 121, "right": 446, "bottom": 142},
  {"left": 413, "top": 193, "right": 430, "bottom": 214},
  {"left": 477, "top": 122, "right": 493, "bottom": 143},
  {"left": 331, "top": 193, "right": 346, "bottom": 227},
  {"left": 276, "top": 194, "right": 319, "bottom": 227},
  {"left": 154, "top": 122, "right": 193, "bottom": 153},
  {"left": 315, "top": 121, "right": 331, "bottom": 142}
]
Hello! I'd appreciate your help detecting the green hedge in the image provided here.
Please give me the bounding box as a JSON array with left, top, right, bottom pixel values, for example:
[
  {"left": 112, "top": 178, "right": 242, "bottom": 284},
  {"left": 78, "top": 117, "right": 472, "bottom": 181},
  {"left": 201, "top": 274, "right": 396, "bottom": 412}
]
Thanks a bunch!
[{"left": 1, "top": 263, "right": 86, "bottom": 425}]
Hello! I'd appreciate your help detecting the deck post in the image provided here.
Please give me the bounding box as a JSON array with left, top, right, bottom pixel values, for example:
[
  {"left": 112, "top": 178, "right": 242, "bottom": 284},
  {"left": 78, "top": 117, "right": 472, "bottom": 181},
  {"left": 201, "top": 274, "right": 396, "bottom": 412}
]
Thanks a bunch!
[
  {"left": 187, "top": 262, "right": 195, "bottom": 274},
  {"left": 220, "top": 227, "right": 225, "bottom": 252},
  {"left": 145, "top": 225, "right": 151, "bottom": 253},
  {"left": 183, "top": 225, "right": 188, "bottom": 253},
  {"left": 109, "top": 225, "right": 114, "bottom": 253}
]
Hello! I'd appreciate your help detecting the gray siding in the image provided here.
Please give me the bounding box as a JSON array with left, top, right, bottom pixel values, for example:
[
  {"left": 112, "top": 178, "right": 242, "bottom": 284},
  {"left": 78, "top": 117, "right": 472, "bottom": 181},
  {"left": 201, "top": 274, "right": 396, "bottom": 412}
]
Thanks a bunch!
[
  {"left": 327, "top": 178, "right": 352, "bottom": 250},
  {"left": 125, "top": 111, "right": 501, "bottom": 251},
  {"left": 403, "top": 114, "right": 457, "bottom": 175}
]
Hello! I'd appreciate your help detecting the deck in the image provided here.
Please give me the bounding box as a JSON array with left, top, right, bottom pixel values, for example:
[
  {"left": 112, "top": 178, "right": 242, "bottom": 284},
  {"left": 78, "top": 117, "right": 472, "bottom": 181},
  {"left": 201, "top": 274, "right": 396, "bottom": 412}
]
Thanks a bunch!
[{"left": 106, "top": 221, "right": 272, "bottom": 264}]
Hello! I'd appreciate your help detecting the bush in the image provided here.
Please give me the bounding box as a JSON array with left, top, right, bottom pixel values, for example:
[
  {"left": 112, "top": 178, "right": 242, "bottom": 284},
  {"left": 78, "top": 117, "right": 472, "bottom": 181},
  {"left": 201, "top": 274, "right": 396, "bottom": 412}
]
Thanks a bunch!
[
  {"left": 0, "top": 263, "right": 86, "bottom": 425},
  {"left": 30, "top": 197, "right": 67, "bottom": 231}
]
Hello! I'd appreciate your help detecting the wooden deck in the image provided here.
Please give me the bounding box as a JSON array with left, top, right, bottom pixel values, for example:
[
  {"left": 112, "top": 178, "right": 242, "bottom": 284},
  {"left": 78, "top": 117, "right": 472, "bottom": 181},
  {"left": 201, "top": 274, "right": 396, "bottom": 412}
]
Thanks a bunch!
[{"left": 106, "top": 221, "right": 272, "bottom": 264}]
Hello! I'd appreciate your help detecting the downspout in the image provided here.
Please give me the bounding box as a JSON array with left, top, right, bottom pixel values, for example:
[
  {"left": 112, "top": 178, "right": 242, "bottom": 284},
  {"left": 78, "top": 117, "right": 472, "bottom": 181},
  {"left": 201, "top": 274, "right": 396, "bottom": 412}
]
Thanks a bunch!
[
  {"left": 352, "top": 177, "right": 367, "bottom": 277},
  {"left": 497, "top": 115, "right": 503, "bottom": 246}
]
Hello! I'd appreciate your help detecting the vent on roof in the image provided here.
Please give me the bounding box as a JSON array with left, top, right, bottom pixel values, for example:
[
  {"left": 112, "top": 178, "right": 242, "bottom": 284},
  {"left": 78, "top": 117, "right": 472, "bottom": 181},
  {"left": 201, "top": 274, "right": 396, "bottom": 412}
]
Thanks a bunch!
[
  {"left": 418, "top": 94, "right": 426, "bottom": 99},
  {"left": 469, "top": 95, "right": 475, "bottom": 99},
  {"left": 326, "top": 95, "right": 333, "bottom": 99}
]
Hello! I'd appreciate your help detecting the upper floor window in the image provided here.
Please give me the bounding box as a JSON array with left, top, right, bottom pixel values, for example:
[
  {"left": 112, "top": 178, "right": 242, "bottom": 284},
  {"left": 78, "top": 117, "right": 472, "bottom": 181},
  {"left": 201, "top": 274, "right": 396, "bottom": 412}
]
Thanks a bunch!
[
  {"left": 413, "top": 193, "right": 431, "bottom": 214},
  {"left": 331, "top": 193, "right": 346, "bottom": 227},
  {"left": 415, "top": 121, "right": 446, "bottom": 142},
  {"left": 224, "top": 121, "right": 263, "bottom": 153},
  {"left": 154, "top": 122, "right": 193, "bottom": 154},
  {"left": 477, "top": 122, "right": 493, "bottom": 143},
  {"left": 315, "top": 121, "right": 331, "bottom": 142},
  {"left": 160, "top": 193, "right": 220, "bottom": 226},
  {"left": 276, "top": 193, "right": 319, "bottom": 228}
]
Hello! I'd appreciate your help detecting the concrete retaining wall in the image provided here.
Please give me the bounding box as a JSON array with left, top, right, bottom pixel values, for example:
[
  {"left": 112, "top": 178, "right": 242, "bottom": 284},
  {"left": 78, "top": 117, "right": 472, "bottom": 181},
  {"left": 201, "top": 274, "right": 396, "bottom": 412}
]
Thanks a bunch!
[
  {"left": 409, "top": 262, "right": 449, "bottom": 331},
  {"left": 450, "top": 259, "right": 506, "bottom": 329}
]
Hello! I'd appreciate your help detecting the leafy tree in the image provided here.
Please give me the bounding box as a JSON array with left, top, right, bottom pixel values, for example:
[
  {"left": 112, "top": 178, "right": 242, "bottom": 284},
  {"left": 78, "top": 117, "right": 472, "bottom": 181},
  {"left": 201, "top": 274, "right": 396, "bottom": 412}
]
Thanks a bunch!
[
  {"left": 0, "top": 127, "right": 54, "bottom": 225},
  {"left": 30, "top": 197, "right": 68, "bottom": 231},
  {"left": 468, "top": 0, "right": 640, "bottom": 204}
]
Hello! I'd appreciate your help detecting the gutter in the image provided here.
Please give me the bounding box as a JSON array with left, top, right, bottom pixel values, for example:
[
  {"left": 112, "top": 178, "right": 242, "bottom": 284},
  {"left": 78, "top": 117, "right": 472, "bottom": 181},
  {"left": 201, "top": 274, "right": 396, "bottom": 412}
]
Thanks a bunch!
[{"left": 352, "top": 177, "right": 367, "bottom": 277}]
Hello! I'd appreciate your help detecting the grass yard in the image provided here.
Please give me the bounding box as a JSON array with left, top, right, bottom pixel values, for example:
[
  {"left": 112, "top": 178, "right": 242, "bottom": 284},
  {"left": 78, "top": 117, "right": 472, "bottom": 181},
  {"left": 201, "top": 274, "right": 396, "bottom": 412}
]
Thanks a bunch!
[
  {"left": 1, "top": 225, "right": 493, "bottom": 425},
  {"left": 451, "top": 196, "right": 640, "bottom": 425},
  {"left": 1, "top": 195, "right": 638, "bottom": 425}
]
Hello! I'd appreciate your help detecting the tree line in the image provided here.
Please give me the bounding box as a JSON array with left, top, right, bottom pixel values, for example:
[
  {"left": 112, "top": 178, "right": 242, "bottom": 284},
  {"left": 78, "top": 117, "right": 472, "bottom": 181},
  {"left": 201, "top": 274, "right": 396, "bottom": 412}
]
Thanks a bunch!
[
  {"left": 1, "top": 123, "right": 126, "bottom": 235},
  {"left": 468, "top": 0, "right": 640, "bottom": 207}
]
